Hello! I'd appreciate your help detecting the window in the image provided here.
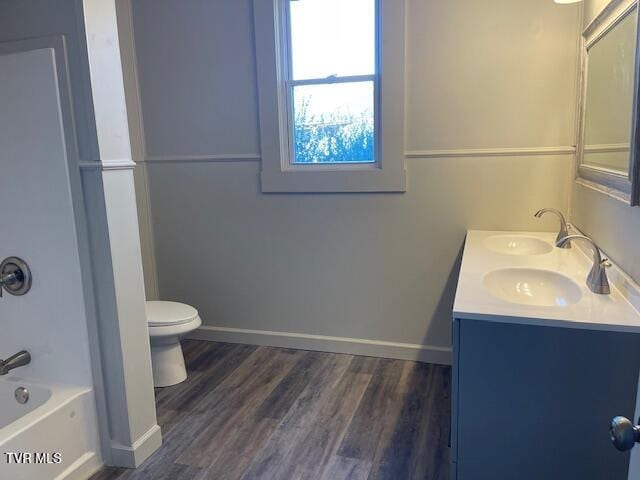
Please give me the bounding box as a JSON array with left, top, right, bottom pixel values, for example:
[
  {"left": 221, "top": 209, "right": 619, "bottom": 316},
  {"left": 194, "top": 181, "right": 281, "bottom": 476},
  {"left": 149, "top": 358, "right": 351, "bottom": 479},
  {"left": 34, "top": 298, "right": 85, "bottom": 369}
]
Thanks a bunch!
[
  {"left": 254, "top": 0, "right": 406, "bottom": 192},
  {"left": 287, "top": 0, "right": 376, "bottom": 164}
]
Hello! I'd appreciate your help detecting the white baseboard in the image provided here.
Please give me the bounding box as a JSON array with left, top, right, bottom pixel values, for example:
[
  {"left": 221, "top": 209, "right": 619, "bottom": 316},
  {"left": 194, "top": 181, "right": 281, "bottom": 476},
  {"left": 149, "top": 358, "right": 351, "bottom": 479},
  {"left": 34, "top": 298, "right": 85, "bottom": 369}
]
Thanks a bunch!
[
  {"left": 187, "top": 325, "right": 452, "bottom": 365},
  {"left": 56, "top": 452, "right": 103, "bottom": 480},
  {"left": 109, "top": 424, "right": 162, "bottom": 468}
]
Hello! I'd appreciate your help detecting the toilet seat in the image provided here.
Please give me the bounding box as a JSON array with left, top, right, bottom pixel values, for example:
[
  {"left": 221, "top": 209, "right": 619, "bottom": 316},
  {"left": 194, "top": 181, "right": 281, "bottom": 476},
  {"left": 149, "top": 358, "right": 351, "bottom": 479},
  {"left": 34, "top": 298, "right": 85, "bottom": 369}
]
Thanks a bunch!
[{"left": 147, "top": 301, "right": 199, "bottom": 327}]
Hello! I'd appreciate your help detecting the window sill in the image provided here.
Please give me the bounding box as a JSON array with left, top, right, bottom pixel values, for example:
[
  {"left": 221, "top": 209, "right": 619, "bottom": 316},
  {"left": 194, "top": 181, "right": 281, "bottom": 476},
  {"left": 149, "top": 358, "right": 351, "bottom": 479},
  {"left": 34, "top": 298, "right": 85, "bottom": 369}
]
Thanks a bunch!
[{"left": 261, "top": 165, "right": 407, "bottom": 193}]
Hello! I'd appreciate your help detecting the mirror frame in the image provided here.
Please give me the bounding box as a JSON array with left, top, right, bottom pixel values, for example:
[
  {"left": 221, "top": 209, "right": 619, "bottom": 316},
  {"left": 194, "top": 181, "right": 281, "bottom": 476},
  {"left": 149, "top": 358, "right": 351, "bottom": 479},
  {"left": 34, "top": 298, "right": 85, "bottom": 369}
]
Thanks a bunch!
[{"left": 576, "top": 0, "right": 640, "bottom": 206}]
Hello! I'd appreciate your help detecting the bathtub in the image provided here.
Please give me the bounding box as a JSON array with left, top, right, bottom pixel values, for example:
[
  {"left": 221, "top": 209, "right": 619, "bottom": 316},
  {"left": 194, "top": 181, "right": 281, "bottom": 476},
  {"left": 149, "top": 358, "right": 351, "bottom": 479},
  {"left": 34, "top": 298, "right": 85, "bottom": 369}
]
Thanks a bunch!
[{"left": 0, "top": 377, "right": 102, "bottom": 480}]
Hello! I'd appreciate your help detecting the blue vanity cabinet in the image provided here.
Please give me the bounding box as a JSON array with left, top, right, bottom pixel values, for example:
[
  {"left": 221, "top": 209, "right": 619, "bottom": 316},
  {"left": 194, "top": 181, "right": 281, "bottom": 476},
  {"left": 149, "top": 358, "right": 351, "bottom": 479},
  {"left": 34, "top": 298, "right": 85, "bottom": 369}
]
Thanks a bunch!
[{"left": 450, "top": 317, "right": 640, "bottom": 480}]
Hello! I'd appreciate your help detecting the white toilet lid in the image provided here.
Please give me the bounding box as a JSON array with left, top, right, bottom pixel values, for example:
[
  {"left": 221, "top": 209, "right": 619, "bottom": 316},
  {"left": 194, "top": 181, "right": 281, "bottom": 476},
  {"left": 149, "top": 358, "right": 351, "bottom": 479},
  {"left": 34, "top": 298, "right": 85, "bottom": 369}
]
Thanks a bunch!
[{"left": 146, "top": 301, "right": 199, "bottom": 327}]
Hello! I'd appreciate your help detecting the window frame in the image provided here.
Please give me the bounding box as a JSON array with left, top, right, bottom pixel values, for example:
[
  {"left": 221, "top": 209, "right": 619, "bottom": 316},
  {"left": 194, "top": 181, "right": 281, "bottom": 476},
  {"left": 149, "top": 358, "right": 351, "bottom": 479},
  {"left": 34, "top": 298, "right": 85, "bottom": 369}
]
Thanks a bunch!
[
  {"left": 254, "top": 0, "right": 406, "bottom": 192},
  {"left": 283, "top": 0, "right": 379, "bottom": 167}
]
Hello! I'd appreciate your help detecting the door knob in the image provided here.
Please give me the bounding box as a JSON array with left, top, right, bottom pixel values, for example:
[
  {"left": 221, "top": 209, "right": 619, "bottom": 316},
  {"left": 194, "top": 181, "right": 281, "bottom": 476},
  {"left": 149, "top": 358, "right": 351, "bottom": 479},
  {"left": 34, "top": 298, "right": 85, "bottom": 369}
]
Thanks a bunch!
[
  {"left": 610, "top": 416, "right": 640, "bottom": 452},
  {"left": 0, "top": 257, "right": 32, "bottom": 298}
]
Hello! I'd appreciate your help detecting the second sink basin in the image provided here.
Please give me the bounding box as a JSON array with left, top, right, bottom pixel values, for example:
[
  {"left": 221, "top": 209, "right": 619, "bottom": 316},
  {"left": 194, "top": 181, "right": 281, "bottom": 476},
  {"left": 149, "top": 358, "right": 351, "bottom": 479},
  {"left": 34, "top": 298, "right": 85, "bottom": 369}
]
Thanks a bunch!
[
  {"left": 483, "top": 235, "right": 553, "bottom": 256},
  {"left": 483, "top": 268, "right": 582, "bottom": 307}
]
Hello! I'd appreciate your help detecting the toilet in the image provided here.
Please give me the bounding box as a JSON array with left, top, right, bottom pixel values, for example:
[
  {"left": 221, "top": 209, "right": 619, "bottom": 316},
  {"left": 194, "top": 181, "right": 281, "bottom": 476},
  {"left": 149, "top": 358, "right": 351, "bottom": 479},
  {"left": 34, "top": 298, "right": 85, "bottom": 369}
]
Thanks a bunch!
[{"left": 146, "top": 301, "right": 202, "bottom": 387}]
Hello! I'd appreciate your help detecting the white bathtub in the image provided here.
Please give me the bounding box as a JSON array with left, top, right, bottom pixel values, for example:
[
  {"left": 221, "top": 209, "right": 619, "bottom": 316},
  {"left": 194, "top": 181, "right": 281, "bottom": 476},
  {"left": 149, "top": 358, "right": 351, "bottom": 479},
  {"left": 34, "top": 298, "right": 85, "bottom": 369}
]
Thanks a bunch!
[{"left": 0, "top": 377, "right": 102, "bottom": 480}]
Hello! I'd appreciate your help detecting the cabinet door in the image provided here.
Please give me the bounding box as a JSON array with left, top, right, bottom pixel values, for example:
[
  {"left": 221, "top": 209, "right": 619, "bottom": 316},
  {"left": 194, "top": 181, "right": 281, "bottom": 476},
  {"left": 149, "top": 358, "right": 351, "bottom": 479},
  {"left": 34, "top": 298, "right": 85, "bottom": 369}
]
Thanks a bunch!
[{"left": 455, "top": 319, "right": 640, "bottom": 480}]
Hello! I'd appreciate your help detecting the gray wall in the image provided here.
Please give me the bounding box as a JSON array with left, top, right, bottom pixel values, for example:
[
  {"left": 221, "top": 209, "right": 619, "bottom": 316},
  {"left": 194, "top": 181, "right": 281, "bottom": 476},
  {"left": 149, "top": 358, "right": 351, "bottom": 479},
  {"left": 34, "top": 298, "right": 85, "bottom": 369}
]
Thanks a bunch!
[{"left": 129, "top": 0, "right": 581, "bottom": 354}]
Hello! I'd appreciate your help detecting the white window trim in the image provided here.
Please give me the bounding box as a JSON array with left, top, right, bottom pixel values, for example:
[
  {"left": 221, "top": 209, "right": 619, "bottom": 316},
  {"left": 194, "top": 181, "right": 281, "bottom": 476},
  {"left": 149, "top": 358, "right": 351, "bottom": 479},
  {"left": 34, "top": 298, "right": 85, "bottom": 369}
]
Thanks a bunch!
[{"left": 254, "top": 0, "right": 407, "bottom": 193}]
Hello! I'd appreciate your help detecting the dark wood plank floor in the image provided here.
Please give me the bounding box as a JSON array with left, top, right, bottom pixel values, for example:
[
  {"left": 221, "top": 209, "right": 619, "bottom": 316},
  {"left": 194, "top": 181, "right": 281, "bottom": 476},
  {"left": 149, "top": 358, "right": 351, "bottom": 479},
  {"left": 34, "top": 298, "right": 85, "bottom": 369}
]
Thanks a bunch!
[{"left": 91, "top": 340, "right": 451, "bottom": 480}]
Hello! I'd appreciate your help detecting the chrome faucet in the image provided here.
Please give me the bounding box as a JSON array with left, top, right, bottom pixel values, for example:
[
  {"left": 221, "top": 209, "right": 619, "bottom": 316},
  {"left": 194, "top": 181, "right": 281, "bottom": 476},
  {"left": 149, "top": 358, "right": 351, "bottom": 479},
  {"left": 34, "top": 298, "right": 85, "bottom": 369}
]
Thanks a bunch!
[
  {"left": 535, "top": 208, "right": 570, "bottom": 248},
  {"left": 556, "top": 235, "right": 611, "bottom": 294},
  {"left": 0, "top": 350, "right": 31, "bottom": 375}
]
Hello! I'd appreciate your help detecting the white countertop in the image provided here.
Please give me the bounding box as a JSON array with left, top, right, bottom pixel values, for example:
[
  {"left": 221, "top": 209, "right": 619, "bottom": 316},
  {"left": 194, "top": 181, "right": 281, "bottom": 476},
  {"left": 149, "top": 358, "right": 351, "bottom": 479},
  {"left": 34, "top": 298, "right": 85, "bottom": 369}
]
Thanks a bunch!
[{"left": 453, "top": 230, "right": 640, "bottom": 333}]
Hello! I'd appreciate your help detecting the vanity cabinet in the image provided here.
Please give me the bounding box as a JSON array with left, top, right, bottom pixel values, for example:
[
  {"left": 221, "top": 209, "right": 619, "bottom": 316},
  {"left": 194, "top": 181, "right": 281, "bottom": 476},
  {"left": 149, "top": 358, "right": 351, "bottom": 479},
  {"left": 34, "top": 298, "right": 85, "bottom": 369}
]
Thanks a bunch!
[{"left": 451, "top": 318, "right": 640, "bottom": 480}]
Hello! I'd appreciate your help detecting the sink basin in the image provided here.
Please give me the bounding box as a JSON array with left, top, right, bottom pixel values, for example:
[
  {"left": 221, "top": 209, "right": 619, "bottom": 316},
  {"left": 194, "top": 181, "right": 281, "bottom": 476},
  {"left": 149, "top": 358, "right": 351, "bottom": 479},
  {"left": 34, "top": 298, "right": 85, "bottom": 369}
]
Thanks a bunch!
[
  {"left": 483, "top": 235, "right": 553, "bottom": 256},
  {"left": 483, "top": 268, "right": 582, "bottom": 307}
]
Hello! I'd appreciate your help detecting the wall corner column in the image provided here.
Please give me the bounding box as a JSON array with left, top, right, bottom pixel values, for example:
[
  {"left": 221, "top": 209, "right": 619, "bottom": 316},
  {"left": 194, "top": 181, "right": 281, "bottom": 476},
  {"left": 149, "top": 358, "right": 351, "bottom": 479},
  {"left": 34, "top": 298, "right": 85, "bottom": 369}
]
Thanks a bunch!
[{"left": 80, "top": 0, "right": 161, "bottom": 467}]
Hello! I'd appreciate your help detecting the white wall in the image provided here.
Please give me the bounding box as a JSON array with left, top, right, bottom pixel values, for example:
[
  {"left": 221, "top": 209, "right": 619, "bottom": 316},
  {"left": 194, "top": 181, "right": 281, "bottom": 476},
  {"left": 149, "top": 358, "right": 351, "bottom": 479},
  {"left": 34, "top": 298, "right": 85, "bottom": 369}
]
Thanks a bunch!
[
  {"left": 571, "top": 0, "right": 640, "bottom": 283},
  {"left": 585, "top": 0, "right": 612, "bottom": 26},
  {"left": 128, "top": 0, "right": 581, "bottom": 360}
]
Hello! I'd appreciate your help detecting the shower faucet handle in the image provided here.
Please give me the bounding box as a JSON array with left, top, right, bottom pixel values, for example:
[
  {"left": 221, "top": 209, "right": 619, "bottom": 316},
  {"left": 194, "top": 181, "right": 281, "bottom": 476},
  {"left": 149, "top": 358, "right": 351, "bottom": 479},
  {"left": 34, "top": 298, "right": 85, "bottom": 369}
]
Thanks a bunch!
[
  {"left": 0, "top": 257, "right": 32, "bottom": 298},
  {"left": 0, "top": 271, "right": 18, "bottom": 298}
]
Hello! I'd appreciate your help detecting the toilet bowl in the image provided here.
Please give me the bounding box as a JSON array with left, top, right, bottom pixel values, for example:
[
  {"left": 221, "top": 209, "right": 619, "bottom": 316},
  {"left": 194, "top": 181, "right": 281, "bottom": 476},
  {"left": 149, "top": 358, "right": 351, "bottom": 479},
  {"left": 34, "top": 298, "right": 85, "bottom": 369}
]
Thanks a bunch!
[{"left": 147, "top": 301, "right": 202, "bottom": 387}]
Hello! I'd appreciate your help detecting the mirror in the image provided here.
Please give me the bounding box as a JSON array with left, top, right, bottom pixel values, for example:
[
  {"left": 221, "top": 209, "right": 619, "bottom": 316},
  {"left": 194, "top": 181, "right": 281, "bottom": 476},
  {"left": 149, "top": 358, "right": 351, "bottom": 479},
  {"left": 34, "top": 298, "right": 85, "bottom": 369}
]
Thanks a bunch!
[
  {"left": 583, "top": 8, "right": 636, "bottom": 172},
  {"left": 577, "top": 0, "right": 640, "bottom": 205}
]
